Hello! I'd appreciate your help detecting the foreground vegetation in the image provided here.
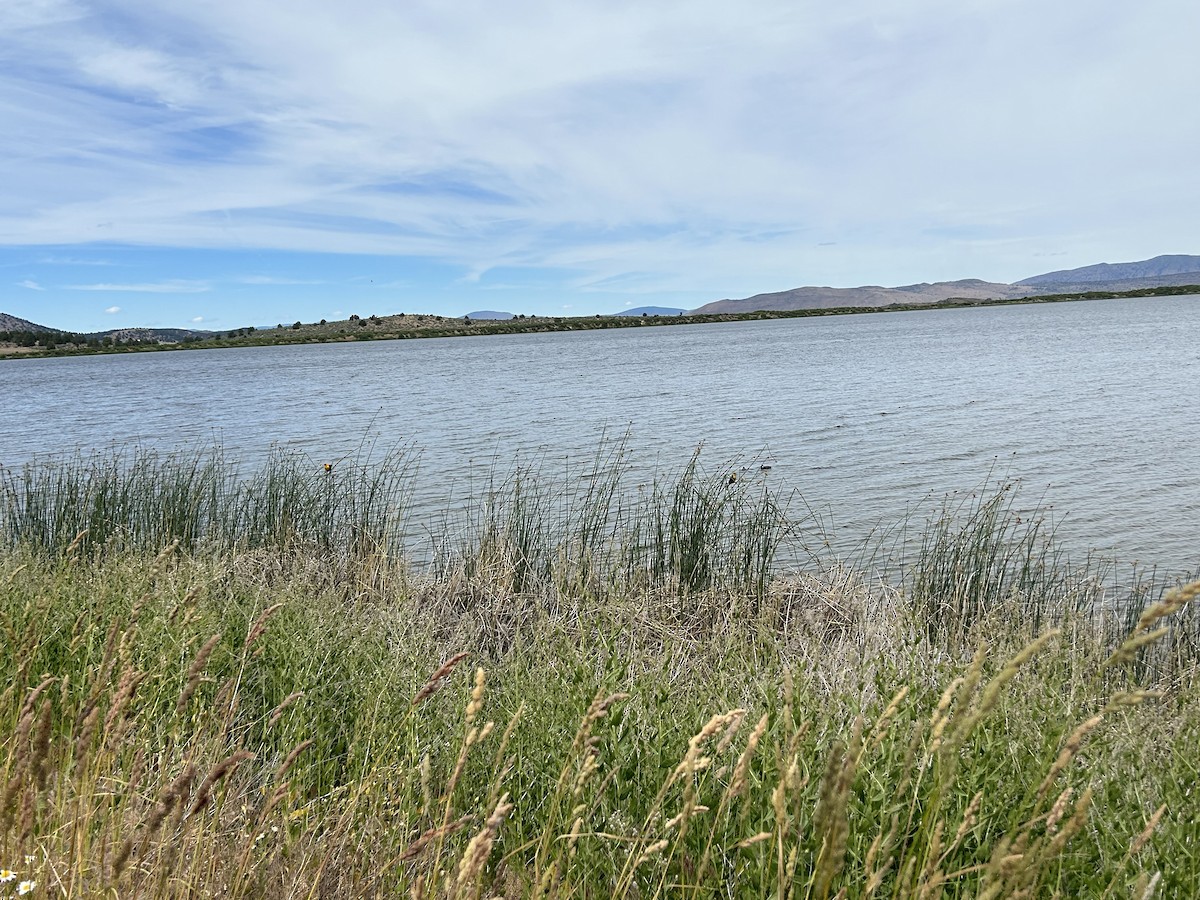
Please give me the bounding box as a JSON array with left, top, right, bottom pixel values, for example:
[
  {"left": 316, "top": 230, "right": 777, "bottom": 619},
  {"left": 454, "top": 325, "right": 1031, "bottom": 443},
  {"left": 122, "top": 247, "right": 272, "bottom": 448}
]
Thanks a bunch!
[
  {"left": 5, "top": 283, "right": 1200, "bottom": 359},
  {"left": 2, "top": 448, "right": 1198, "bottom": 897}
]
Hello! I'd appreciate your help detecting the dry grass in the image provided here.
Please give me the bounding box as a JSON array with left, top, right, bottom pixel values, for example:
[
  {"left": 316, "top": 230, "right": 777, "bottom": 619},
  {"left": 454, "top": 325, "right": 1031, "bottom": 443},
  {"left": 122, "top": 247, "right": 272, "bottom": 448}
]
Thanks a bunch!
[
  {"left": 1, "top": 541, "right": 1197, "bottom": 897},
  {"left": 2, "top": 452, "right": 1199, "bottom": 896}
]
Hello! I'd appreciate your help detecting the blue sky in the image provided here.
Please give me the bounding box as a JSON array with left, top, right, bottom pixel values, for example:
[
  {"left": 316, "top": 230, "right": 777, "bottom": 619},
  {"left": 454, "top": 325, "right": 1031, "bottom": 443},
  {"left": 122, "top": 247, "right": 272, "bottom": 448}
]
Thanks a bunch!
[{"left": 2, "top": 0, "right": 1198, "bottom": 332}]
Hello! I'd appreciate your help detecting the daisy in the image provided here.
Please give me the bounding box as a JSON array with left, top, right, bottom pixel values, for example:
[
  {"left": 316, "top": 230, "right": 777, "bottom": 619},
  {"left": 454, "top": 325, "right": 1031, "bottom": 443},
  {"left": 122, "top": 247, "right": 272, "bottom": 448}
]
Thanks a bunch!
[
  {"left": 0, "top": 870, "right": 17, "bottom": 882},
  {"left": 18, "top": 881, "right": 36, "bottom": 895}
]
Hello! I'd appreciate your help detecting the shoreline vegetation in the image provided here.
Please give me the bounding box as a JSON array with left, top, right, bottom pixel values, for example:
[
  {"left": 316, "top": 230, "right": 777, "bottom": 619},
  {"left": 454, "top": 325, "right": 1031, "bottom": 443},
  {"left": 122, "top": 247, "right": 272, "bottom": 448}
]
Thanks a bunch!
[
  {"left": 3, "top": 283, "right": 1199, "bottom": 360},
  {"left": 2, "top": 445, "right": 1199, "bottom": 896}
]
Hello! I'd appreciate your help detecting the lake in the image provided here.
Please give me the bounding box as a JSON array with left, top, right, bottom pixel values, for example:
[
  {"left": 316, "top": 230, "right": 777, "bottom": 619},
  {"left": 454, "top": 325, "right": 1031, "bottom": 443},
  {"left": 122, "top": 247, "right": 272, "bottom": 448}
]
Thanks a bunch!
[{"left": 4, "top": 295, "right": 1199, "bottom": 573}]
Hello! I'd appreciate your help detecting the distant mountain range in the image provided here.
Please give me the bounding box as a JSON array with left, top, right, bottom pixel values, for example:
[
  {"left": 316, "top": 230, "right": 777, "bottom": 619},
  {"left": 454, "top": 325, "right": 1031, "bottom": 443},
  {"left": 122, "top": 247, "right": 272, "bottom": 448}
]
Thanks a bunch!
[
  {"left": 615, "top": 306, "right": 687, "bottom": 316},
  {"left": 5, "top": 255, "right": 1199, "bottom": 337},
  {"left": 690, "top": 254, "right": 1200, "bottom": 314},
  {"left": 463, "top": 306, "right": 687, "bottom": 319}
]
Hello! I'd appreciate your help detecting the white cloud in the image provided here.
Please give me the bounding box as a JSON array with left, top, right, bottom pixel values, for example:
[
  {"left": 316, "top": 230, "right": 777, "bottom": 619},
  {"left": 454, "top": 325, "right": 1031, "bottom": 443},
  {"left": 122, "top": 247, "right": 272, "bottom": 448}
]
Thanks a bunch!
[
  {"left": 237, "top": 275, "right": 325, "bottom": 285},
  {"left": 38, "top": 255, "right": 113, "bottom": 266},
  {"left": 0, "top": 0, "right": 1197, "bottom": 289},
  {"left": 191, "top": 316, "right": 204, "bottom": 323},
  {"left": 69, "top": 280, "right": 211, "bottom": 293},
  {"left": 104, "top": 305, "right": 120, "bottom": 314},
  {"left": 17, "top": 279, "right": 44, "bottom": 290}
]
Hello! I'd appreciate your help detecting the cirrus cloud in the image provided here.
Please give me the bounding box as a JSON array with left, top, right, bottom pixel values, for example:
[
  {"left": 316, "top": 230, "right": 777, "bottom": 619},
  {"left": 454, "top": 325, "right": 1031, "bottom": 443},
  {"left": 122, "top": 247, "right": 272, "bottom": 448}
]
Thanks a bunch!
[{"left": 68, "top": 280, "right": 211, "bottom": 293}]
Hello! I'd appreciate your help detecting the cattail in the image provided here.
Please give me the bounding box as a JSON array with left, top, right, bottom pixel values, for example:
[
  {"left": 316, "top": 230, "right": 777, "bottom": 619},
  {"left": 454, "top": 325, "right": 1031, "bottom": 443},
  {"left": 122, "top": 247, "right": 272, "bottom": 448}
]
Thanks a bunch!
[
  {"left": 176, "top": 633, "right": 222, "bottom": 715},
  {"left": 411, "top": 651, "right": 469, "bottom": 707}
]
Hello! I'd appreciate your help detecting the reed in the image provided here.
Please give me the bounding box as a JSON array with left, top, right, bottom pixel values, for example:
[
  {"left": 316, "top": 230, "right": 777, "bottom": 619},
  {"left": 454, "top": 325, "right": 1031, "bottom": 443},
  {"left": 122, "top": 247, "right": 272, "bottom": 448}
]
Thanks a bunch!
[
  {"left": 0, "top": 445, "right": 414, "bottom": 558},
  {"left": 2, "top": 447, "right": 1199, "bottom": 895}
]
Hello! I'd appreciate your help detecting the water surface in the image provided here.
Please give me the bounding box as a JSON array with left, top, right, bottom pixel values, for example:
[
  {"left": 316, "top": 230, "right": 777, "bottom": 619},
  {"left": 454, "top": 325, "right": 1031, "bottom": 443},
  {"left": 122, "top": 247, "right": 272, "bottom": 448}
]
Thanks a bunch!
[{"left": 6, "top": 295, "right": 1199, "bottom": 571}]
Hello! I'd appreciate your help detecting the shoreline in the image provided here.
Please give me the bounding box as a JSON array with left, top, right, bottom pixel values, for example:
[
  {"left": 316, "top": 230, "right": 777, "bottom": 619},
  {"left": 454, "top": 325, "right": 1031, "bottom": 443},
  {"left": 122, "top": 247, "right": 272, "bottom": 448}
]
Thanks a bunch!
[{"left": 4, "top": 282, "right": 1199, "bottom": 360}]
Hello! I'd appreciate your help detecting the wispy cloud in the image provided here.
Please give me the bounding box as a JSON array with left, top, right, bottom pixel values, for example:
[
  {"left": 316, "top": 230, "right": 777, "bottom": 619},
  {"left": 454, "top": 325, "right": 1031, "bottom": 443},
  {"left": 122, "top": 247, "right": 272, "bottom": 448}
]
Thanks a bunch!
[
  {"left": 68, "top": 280, "right": 211, "bottom": 293},
  {"left": 236, "top": 275, "right": 326, "bottom": 285},
  {"left": 17, "top": 279, "right": 44, "bottom": 290},
  {"left": 104, "top": 306, "right": 121, "bottom": 314},
  {"left": 0, "top": 0, "right": 1196, "bottom": 297},
  {"left": 38, "top": 255, "right": 115, "bottom": 266}
]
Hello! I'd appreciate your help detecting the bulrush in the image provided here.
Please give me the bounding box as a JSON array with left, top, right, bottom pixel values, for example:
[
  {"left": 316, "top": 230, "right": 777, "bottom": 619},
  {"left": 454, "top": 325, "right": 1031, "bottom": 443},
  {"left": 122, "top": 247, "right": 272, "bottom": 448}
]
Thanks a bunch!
[{"left": 0, "top": 458, "right": 1197, "bottom": 896}]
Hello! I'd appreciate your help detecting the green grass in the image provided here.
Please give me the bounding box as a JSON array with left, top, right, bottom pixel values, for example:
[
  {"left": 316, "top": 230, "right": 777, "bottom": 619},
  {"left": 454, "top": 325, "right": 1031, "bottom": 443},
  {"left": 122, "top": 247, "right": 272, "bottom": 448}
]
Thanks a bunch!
[{"left": 1, "top": 449, "right": 1198, "bottom": 897}]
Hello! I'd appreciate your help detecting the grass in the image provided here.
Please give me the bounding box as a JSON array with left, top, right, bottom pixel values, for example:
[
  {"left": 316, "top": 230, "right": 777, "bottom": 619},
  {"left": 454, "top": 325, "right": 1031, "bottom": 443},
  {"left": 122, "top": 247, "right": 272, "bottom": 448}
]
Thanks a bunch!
[{"left": 1, "top": 447, "right": 1198, "bottom": 897}]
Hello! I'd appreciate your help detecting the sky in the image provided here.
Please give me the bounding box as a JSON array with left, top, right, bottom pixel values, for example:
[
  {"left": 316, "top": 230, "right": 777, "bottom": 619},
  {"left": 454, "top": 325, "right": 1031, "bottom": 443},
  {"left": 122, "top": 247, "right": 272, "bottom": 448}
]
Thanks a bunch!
[{"left": 2, "top": 0, "right": 1198, "bottom": 332}]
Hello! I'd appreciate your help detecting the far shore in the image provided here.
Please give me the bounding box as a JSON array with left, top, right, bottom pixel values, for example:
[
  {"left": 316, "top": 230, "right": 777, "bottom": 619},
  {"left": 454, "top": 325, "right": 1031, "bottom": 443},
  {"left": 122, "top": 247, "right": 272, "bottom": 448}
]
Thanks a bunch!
[{"left": 4, "top": 282, "right": 1198, "bottom": 360}]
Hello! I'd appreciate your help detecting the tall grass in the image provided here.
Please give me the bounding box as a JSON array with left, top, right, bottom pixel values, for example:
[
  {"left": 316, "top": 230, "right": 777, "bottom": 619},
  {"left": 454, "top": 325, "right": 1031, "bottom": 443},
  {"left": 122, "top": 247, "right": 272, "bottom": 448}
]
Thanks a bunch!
[
  {"left": 908, "top": 480, "right": 1100, "bottom": 641},
  {"left": 0, "top": 445, "right": 415, "bottom": 557},
  {"left": 431, "top": 443, "right": 794, "bottom": 603},
  {"left": 2, "top": 445, "right": 1200, "bottom": 895},
  {"left": 1, "top": 543, "right": 1197, "bottom": 897}
]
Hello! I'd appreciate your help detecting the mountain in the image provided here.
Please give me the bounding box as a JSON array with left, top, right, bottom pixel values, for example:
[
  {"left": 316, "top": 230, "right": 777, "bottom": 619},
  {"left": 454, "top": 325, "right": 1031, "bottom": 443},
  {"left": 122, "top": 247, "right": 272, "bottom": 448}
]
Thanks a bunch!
[
  {"left": 462, "top": 310, "right": 514, "bottom": 320},
  {"left": 0, "top": 313, "right": 56, "bottom": 332},
  {"left": 1, "top": 312, "right": 212, "bottom": 342},
  {"left": 613, "top": 306, "right": 687, "bottom": 316},
  {"left": 102, "top": 327, "right": 214, "bottom": 342},
  {"left": 692, "top": 280, "right": 1033, "bottom": 315},
  {"left": 690, "top": 255, "right": 1200, "bottom": 315},
  {"left": 1016, "top": 254, "right": 1200, "bottom": 286}
]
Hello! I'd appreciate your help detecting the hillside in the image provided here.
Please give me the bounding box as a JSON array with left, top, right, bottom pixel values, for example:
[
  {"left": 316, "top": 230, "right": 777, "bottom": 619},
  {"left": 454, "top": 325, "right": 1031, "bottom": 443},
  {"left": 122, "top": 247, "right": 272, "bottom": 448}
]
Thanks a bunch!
[
  {"left": 0, "top": 313, "right": 212, "bottom": 342},
  {"left": 1017, "top": 254, "right": 1200, "bottom": 286},
  {"left": 0, "top": 312, "right": 55, "bottom": 332},
  {"left": 692, "top": 279, "right": 1034, "bottom": 314},
  {"left": 690, "top": 254, "right": 1200, "bottom": 314},
  {"left": 614, "top": 306, "right": 687, "bottom": 316}
]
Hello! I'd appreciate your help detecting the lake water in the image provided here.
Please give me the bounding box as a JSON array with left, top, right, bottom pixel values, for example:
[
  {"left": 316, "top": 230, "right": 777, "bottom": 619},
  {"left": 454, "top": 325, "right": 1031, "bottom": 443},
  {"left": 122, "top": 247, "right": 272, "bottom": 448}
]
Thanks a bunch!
[{"left": 4, "top": 295, "right": 1199, "bottom": 573}]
